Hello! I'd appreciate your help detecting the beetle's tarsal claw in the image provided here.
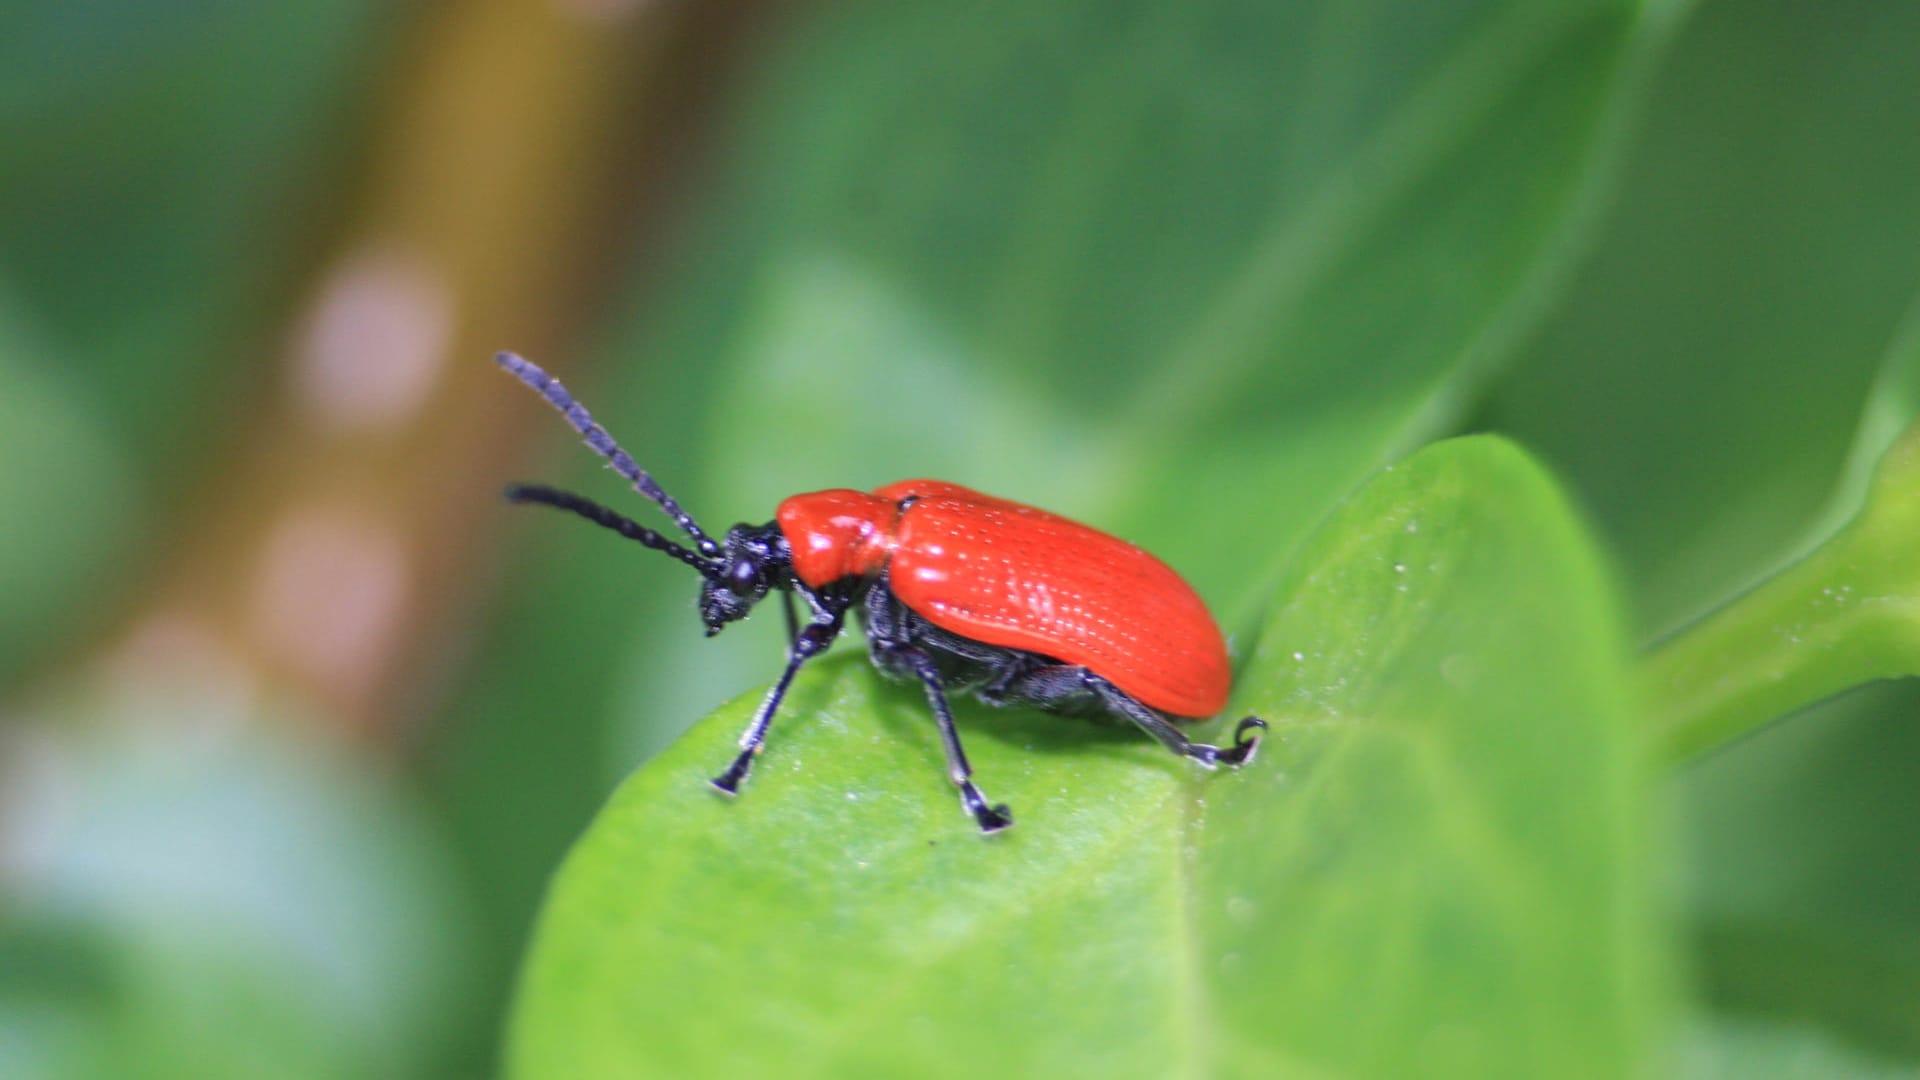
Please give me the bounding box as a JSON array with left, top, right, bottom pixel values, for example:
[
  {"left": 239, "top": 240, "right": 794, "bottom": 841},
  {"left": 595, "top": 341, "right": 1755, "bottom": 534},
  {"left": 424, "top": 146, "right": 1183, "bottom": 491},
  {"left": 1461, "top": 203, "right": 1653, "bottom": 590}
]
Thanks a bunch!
[
  {"left": 1217, "top": 716, "right": 1267, "bottom": 767},
  {"left": 959, "top": 781, "right": 1014, "bottom": 834},
  {"left": 1183, "top": 716, "right": 1267, "bottom": 769},
  {"left": 978, "top": 805, "right": 1014, "bottom": 834},
  {"left": 710, "top": 751, "right": 754, "bottom": 796}
]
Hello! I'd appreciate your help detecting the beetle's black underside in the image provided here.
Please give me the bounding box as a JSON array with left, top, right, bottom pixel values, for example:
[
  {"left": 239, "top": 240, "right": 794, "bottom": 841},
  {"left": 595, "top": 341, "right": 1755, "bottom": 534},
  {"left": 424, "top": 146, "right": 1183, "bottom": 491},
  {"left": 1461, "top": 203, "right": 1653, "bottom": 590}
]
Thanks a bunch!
[
  {"left": 861, "top": 579, "right": 1114, "bottom": 720},
  {"left": 707, "top": 569, "right": 1263, "bottom": 834},
  {"left": 814, "top": 575, "right": 1264, "bottom": 832}
]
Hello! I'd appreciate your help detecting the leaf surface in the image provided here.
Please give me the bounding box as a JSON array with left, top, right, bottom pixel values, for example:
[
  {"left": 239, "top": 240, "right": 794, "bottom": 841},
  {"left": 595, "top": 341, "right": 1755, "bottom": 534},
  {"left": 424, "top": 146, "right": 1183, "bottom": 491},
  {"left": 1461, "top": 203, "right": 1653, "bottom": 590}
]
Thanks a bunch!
[
  {"left": 1485, "top": 0, "right": 1920, "bottom": 633},
  {"left": 510, "top": 436, "right": 1665, "bottom": 1078},
  {"left": 453, "top": 0, "right": 1665, "bottom": 1052}
]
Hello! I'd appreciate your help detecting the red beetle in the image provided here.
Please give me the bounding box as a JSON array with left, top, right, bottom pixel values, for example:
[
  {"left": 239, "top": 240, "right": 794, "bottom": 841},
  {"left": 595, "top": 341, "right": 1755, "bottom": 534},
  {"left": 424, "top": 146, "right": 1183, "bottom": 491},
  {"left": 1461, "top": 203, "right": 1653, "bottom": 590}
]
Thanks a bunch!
[{"left": 498, "top": 352, "right": 1263, "bottom": 833}]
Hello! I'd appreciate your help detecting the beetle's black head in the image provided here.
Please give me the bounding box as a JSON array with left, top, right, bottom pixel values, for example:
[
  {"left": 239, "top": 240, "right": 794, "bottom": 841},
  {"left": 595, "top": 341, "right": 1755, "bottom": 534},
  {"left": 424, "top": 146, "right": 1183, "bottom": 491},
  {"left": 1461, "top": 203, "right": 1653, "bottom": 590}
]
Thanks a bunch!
[
  {"left": 698, "top": 522, "right": 791, "bottom": 636},
  {"left": 505, "top": 483, "right": 796, "bottom": 637}
]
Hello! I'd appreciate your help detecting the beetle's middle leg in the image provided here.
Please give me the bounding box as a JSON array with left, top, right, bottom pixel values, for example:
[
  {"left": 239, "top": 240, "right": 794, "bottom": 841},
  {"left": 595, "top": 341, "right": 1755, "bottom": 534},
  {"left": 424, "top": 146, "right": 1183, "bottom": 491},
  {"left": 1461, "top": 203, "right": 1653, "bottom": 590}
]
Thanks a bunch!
[{"left": 874, "top": 642, "right": 1013, "bottom": 834}]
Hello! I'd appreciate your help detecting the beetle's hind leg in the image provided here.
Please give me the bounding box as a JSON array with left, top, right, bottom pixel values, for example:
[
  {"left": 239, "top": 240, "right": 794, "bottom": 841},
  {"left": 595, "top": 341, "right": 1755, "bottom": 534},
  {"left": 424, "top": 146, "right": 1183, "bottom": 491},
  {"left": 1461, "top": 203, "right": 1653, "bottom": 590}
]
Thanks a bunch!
[
  {"left": 877, "top": 644, "right": 1014, "bottom": 834},
  {"left": 1072, "top": 671, "right": 1265, "bottom": 768}
]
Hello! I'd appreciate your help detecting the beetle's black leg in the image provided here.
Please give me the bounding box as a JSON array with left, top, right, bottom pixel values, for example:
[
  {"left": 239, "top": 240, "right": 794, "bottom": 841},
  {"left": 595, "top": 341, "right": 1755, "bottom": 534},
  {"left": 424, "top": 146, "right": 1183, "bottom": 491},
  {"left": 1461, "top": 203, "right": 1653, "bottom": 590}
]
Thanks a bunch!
[
  {"left": 781, "top": 591, "right": 799, "bottom": 649},
  {"left": 885, "top": 645, "right": 1013, "bottom": 834},
  {"left": 1081, "top": 672, "right": 1266, "bottom": 768},
  {"left": 710, "top": 615, "right": 844, "bottom": 795}
]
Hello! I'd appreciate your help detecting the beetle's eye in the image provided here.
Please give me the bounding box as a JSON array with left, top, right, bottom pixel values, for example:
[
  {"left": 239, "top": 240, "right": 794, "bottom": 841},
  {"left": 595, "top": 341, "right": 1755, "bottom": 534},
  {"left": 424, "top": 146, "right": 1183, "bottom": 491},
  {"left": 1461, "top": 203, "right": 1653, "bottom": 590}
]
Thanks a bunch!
[{"left": 727, "top": 559, "right": 759, "bottom": 597}]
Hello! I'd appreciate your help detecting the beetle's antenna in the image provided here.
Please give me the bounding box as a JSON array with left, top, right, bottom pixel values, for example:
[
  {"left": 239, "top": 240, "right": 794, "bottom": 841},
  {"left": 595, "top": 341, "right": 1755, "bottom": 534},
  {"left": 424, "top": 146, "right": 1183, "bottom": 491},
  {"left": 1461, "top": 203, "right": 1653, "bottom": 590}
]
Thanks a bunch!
[
  {"left": 496, "top": 352, "right": 723, "bottom": 558},
  {"left": 505, "top": 484, "right": 724, "bottom": 582}
]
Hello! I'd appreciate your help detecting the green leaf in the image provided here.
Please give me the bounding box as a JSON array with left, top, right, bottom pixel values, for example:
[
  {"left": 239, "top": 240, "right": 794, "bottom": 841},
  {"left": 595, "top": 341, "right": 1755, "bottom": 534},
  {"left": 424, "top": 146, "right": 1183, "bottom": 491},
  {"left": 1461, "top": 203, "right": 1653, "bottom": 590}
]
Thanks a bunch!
[
  {"left": 509, "top": 436, "right": 1665, "bottom": 1077},
  {"left": 1483, "top": 0, "right": 1920, "bottom": 634},
  {"left": 1691, "top": 920, "right": 1920, "bottom": 1066},
  {"left": 1677, "top": 681, "right": 1920, "bottom": 1063},
  {"left": 1644, "top": 417, "right": 1920, "bottom": 759},
  {"left": 1464, "top": 1, "right": 1920, "bottom": 1063},
  {"left": 440, "top": 0, "right": 1670, "bottom": 1040},
  {"left": 0, "top": 3, "right": 389, "bottom": 683},
  {"left": 0, "top": 692, "right": 474, "bottom": 1080},
  {"left": 736, "top": 0, "right": 1660, "bottom": 576},
  {"left": 592, "top": 0, "right": 1664, "bottom": 755},
  {"left": 0, "top": 294, "right": 135, "bottom": 684},
  {"left": 0, "top": 2, "right": 389, "bottom": 479},
  {"left": 1680, "top": 1017, "right": 1920, "bottom": 1080}
]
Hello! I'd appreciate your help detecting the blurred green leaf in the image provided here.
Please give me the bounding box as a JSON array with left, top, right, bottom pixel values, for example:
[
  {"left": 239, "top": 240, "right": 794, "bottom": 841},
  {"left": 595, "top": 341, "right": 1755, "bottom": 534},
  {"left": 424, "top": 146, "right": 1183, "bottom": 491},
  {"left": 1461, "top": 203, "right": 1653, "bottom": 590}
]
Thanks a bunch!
[
  {"left": 0, "top": 293, "right": 135, "bottom": 686},
  {"left": 1483, "top": 0, "right": 1920, "bottom": 634},
  {"left": 440, "top": 0, "right": 1672, "bottom": 1047},
  {"left": 1463, "top": 1, "right": 1920, "bottom": 1065},
  {"left": 1681, "top": 1017, "right": 1920, "bottom": 1080},
  {"left": 1677, "top": 681, "right": 1920, "bottom": 1065},
  {"left": 665, "top": 0, "right": 1663, "bottom": 596},
  {"left": 0, "top": 695, "right": 472, "bottom": 1080},
  {"left": 590, "top": 0, "right": 1668, "bottom": 803},
  {"left": 1644, "top": 418, "right": 1920, "bottom": 758},
  {"left": 0, "top": 2, "right": 390, "bottom": 684},
  {"left": 1691, "top": 920, "right": 1920, "bottom": 1065},
  {"left": 509, "top": 436, "right": 1665, "bottom": 1077},
  {"left": 0, "top": 8, "right": 387, "bottom": 449}
]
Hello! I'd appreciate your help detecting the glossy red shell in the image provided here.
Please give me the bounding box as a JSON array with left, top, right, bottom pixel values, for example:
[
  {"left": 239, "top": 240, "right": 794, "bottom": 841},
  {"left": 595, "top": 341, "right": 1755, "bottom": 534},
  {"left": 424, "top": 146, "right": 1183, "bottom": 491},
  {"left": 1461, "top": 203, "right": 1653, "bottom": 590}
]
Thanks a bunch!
[
  {"left": 775, "top": 488, "right": 896, "bottom": 588},
  {"left": 775, "top": 480, "right": 1231, "bottom": 718}
]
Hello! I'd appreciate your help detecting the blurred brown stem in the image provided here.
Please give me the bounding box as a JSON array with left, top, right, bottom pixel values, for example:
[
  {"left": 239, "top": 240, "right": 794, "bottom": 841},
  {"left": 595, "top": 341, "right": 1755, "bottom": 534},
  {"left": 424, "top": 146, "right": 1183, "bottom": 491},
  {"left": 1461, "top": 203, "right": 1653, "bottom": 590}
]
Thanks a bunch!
[{"left": 115, "top": 0, "right": 758, "bottom": 739}]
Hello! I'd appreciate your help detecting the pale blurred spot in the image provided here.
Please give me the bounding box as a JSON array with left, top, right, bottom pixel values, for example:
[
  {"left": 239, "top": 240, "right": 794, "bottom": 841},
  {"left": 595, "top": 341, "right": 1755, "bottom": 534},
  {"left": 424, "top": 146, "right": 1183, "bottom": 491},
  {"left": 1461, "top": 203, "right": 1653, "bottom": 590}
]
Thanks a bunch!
[
  {"left": 291, "top": 245, "right": 454, "bottom": 430},
  {"left": 0, "top": 726, "right": 63, "bottom": 884},
  {"left": 251, "top": 507, "right": 412, "bottom": 703},
  {"left": 552, "top": 0, "right": 656, "bottom": 26},
  {"left": 104, "top": 612, "right": 257, "bottom": 738}
]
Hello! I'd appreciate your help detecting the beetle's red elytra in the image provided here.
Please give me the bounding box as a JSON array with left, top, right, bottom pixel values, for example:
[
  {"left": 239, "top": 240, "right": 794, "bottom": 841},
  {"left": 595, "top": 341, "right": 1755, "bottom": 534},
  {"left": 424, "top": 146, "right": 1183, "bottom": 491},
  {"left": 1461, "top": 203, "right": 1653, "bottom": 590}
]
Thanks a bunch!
[
  {"left": 782, "top": 482, "right": 1233, "bottom": 718},
  {"left": 497, "top": 352, "right": 1263, "bottom": 834}
]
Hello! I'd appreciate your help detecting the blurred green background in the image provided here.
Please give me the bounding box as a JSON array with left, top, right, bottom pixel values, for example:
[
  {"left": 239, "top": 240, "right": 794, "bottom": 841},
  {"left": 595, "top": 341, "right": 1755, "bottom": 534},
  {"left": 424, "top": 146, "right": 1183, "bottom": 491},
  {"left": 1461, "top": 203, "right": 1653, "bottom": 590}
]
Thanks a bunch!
[{"left": 2, "top": 0, "right": 1917, "bottom": 1076}]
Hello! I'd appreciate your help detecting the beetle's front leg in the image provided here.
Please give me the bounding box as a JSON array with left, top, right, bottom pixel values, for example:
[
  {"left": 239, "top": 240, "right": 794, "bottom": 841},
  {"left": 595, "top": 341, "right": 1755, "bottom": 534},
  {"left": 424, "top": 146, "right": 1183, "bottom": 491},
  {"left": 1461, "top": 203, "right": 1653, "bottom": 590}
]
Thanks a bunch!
[{"left": 710, "top": 611, "right": 845, "bottom": 795}]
